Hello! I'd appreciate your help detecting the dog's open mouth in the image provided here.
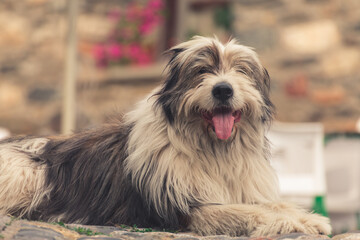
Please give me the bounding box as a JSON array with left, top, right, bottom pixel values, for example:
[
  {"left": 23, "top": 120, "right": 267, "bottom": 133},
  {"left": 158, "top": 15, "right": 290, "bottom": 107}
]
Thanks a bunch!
[{"left": 201, "top": 107, "right": 241, "bottom": 140}]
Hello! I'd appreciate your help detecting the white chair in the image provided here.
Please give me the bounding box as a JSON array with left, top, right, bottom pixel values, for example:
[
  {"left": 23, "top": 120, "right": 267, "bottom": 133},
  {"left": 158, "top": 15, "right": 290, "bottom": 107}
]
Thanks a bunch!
[{"left": 267, "top": 122, "right": 327, "bottom": 208}]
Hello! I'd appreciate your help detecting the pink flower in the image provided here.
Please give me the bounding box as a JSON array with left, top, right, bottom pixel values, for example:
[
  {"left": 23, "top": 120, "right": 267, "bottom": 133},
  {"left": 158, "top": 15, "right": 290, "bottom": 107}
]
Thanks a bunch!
[
  {"left": 120, "top": 27, "right": 136, "bottom": 40},
  {"left": 93, "top": 44, "right": 108, "bottom": 68},
  {"left": 148, "top": 0, "right": 163, "bottom": 10},
  {"left": 93, "top": 44, "right": 106, "bottom": 60},
  {"left": 151, "top": 14, "right": 162, "bottom": 26},
  {"left": 108, "top": 9, "right": 121, "bottom": 21},
  {"left": 140, "top": 7, "right": 163, "bottom": 35},
  {"left": 94, "top": 0, "right": 165, "bottom": 68},
  {"left": 128, "top": 44, "right": 141, "bottom": 58},
  {"left": 139, "top": 21, "right": 153, "bottom": 35},
  {"left": 127, "top": 44, "right": 152, "bottom": 65},
  {"left": 107, "top": 44, "right": 122, "bottom": 60},
  {"left": 136, "top": 51, "right": 152, "bottom": 65},
  {"left": 126, "top": 3, "right": 142, "bottom": 22}
]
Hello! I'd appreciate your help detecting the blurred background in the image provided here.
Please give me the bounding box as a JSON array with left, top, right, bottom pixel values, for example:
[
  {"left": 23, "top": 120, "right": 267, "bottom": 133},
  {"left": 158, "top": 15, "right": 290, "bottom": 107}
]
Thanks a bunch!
[{"left": 0, "top": 0, "right": 360, "bottom": 234}]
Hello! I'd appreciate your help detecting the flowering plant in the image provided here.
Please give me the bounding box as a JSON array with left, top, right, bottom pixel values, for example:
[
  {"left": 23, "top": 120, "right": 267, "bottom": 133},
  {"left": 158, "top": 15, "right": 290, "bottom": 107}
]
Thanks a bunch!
[{"left": 93, "top": 0, "right": 164, "bottom": 68}]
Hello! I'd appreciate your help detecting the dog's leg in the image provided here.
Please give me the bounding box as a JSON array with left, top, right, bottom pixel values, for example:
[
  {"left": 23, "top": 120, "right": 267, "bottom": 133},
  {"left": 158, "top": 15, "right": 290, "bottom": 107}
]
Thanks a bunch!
[
  {"left": 188, "top": 203, "right": 331, "bottom": 237},
  {"left": 251, "top": 202, "right": 332, "bottom": 237}
]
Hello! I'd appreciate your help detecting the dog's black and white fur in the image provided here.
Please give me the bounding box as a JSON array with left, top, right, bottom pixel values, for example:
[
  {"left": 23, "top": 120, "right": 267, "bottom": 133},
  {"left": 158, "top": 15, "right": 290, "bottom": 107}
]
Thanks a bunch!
[{"left": 0, "top": 37, "right": 331, "bottom": 237}]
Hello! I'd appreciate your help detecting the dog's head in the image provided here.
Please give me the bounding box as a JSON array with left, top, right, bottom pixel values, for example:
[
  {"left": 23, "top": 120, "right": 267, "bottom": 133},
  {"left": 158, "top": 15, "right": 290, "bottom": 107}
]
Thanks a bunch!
[{"left": 155, "top": 36, "right": 274, "bottom": 140}]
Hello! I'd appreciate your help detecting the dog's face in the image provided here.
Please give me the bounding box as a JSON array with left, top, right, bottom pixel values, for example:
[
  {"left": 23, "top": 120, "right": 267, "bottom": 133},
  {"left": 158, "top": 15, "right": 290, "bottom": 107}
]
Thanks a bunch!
[{"left": 156, "top": 36, "right": 274, "bottom": 140}]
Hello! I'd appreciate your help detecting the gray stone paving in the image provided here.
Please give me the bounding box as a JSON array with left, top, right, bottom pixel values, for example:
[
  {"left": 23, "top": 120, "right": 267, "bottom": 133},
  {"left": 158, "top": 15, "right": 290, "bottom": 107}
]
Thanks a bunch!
[{"left": 0, "top": 216, "right": 359, "bottom": 240}]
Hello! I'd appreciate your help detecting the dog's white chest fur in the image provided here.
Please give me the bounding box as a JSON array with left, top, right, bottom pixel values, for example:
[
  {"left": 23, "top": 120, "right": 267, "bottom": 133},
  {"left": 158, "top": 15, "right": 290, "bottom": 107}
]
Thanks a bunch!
[{"left": 124, "top": 96, "right": 279, "bottom": 216}]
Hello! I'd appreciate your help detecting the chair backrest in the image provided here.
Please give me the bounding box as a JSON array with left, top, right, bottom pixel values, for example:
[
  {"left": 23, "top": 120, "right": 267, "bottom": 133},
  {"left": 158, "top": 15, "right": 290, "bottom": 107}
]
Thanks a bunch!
[{"left": 268, "top": 122, "right": 326, "bottom": 198}]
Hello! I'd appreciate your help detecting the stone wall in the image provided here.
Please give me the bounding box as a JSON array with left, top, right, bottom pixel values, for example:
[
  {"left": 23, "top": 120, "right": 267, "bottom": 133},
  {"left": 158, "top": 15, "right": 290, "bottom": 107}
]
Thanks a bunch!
[
  {"left": 0, "top": 0, "right": 65, "bottom": 134},
  {"left": 0, "top": 0, "right": 161, "bottom": 135},
  {"left": 233, "top": 0, "right": 360, "bottom": 132},
  {"left": 0, "top": 0, "right": 360, "bottom": 134}
]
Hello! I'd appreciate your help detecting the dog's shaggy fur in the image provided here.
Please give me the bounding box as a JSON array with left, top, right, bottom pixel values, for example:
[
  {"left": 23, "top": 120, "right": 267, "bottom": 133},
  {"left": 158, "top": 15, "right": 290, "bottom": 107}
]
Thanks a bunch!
[{"left": 0, "top": 37, "right": 331, "bottom": 237}]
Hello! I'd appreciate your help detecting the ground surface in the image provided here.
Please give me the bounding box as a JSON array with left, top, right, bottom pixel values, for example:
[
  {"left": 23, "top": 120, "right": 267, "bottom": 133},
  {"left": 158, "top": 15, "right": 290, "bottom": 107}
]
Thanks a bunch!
[{"left": 0, "top": 215, "right": 359, "bottom": 240}]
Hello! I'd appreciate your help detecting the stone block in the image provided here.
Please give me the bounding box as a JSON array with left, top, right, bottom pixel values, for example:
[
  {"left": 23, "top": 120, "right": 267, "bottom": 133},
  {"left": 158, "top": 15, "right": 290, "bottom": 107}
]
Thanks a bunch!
[
  {"left": 343, "top": 33, "right": 360, "bottom": 46},
  {"left": 0, "top": 82, "right": 25, "bottom": 111},
  {"left": 14, "top": 224, "right": 65, "bottom": 240},
  {"left": 236, "top": 0, "right": 284, "bottom": 8},
  {"left": 233, "top": 5, "right": 277, "bottom": 27},
  {"left": 25, "top": 0, "right": 50, "bottom": 5},
  {"left": 0, "top": 12, "right": 29, "bottom": 49},
  {"left": 285, "top": 74, "right": 308, "bottom": 97},
  {"left": 36, "top": 41, "right": 65, "bottom": 61},
  {"left": 321, "top": 48, "right": 360, "bottom": 77},
  {"left": 280, "top": 12, "right": 311, "bottom": 24},
  {"left": 78, "top": 14, "right": 116, "bottom": 42},
  {"left": 281, "top": 20, "right": 341, "bottom": 54},
  {"left": 310, "top": 86, "right": 345, "bottom": 105},
  {"left": 281, "top": 56, "right": 317, "bottom": 68},
  {"left": 0, "top": 64, "right": 17, "bottom": 74},
  {"left": 235, "top": 27, "right": 277, "bottom": 51},
  {"left": 31, "top": 22, "right": 63, "bottom": 44},
  {"left": 27, "top": 87, "right": 57, "bottom": 102}
]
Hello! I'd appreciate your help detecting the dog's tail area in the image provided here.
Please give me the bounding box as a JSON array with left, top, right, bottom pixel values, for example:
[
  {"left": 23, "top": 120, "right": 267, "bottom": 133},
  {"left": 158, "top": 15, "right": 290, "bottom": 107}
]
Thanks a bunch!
[{"left": 0, "top": 137, "right": 50, "bottom": 217}]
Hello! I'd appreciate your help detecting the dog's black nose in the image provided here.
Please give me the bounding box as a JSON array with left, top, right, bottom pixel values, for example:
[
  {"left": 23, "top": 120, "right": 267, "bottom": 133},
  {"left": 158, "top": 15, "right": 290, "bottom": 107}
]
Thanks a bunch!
[{"left": 212, "top": 82, "right": 233, "bottom": 102}]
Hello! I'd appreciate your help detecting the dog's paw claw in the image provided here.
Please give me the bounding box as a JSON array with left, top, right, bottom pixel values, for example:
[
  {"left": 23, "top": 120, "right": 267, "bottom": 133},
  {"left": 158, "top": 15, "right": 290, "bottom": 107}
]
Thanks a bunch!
[{"left": 251, "top": 213, "right": 331, "bottom": 237}]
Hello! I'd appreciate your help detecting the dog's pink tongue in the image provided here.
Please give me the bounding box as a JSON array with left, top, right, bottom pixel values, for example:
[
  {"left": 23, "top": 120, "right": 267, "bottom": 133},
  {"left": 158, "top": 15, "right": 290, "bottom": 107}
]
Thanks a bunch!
[{"left": 212, "top": 112, "right": 235, "bottom": 140}]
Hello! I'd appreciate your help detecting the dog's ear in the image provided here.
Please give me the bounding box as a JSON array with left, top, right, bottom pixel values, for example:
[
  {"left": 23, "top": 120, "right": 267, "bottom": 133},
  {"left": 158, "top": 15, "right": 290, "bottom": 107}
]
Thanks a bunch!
[
  {"left": 154, "top": 47, "right": 185, "bottom": 124},
  {"left": 257, "top": 68, "right": 275, "bottom": 124},
  {"left": 161, "top": 47, "right": 185, "bottom": 92}
]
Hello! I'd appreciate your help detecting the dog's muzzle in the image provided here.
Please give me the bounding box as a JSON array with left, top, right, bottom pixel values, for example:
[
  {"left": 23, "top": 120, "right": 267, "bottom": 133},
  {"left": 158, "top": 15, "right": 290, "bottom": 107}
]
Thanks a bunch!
[{"left": 202, "top": 83, "right": 241, "bottom": 140}]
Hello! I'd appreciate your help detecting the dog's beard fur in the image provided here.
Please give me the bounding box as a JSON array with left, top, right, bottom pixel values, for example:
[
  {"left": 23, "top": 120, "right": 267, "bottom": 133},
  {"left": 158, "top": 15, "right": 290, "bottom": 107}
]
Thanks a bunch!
[{"left": 0, "top": 36, "right": 331, "bottom": 237}]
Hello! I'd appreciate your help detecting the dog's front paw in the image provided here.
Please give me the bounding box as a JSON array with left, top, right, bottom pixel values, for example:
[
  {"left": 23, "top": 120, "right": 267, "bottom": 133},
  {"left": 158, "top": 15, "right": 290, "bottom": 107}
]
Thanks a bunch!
[
  {"left": 250, "top": 212, "right": 331, "bottom": 237},
  {"left": 251, "top": 217, "right": 306, "bottom": 237},
  {"left": 299, "top": 212, "right": 332, "bottom": 236}
]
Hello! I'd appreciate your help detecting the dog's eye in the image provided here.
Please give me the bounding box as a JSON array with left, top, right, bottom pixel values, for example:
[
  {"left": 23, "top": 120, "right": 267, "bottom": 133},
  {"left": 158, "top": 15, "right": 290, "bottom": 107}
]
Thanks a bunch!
[
  {"left": 235, "top": 68, "right": 248, "bottom": 75},
  {"left": 235, "top": 64, "right": 252, "bottom": 76},
  {"left": 199, "top": 68, "right": 210, "bottom": 75},
  {"left": 199, "top": 69, "right": 207, "bottom": 74}
]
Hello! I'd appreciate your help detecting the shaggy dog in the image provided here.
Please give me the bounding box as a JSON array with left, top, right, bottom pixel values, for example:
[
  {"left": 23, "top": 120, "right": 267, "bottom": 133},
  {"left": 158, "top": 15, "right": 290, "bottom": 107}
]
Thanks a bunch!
[{"left": 0, "top": 37, "right": 331, "bottom": 237}]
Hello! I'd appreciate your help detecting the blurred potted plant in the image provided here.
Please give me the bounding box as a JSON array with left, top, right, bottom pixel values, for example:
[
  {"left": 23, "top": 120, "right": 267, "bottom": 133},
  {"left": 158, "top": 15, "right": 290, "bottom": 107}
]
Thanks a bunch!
[{"left": 93, "top": 0, "right": 164, "bottom": 68}]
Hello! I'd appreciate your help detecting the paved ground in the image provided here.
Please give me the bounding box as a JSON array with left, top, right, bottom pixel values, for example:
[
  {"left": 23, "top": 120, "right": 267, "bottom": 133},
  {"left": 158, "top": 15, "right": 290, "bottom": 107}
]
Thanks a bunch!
[{"left": 1, "top": 215, "right": 360, "bottom": 240}]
